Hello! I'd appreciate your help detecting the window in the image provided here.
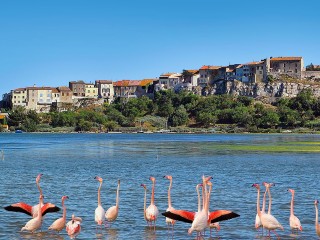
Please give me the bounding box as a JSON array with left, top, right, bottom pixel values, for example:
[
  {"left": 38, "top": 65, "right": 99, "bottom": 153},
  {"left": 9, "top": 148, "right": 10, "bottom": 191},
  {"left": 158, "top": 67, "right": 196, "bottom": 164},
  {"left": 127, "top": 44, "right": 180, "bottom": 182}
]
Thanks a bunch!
[
  {"left": 40, "top": 93, "right": 43, "bottom": 97},
  {"left": 62, "top": 93, "right": 65, "bottom": 96},
  {"left": 295, "top": 69, "right": 298, "bottom": 73}
]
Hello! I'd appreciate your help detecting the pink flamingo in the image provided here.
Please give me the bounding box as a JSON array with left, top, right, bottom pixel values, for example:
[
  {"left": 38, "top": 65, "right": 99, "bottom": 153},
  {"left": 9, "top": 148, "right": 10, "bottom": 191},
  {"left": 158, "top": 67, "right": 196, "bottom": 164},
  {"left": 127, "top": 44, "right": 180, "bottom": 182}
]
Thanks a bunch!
[
  {"left": 163, "top": 175, "right": 176, "bottom": 231},
  {"left": 255, "top": 183, "right": 268, "bottom": 230},
  {"left": 48, "top": 196, "right": 69, "bottom": 233},
  {"left": 21, "top": 194, "right": 43, "bottom": 233},
  {"left": 141, "top": 183, "right": 151, "bottom": 226},
  {"left": 162, "top": 176, "right": 239, "bottom": 237},
  {"left": 288, "top": 189, "right": 302, "bottom": 233},
  {"left": 66, "top": 214, "right": 82, "bottom": 239},
  {"left": 315, "top": 200, "right": 320, "bottom": 237},
  {"left": 145, "top": 176, "right": 159, "bottom": 231},
  {"left": 206, "top": 181, "right": 221, "bottom": 237},
  {"left": 105, "top": 179, "right": 120, "bottom": 226},
  {"left": 4, "top": 174, "right": 60, "bottom": 218},
  {"left": 252, "top": 183, "right": 283, "bottom": 238},
  {"left": 94, "top": 176, "right": 105, "bottom": 227}
]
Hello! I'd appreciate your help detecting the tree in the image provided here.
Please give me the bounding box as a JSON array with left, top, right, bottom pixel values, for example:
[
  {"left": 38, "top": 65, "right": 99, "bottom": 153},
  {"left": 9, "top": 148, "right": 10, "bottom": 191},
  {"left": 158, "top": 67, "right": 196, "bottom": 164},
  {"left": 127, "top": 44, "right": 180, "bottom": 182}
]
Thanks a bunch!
[
  {"left": 196, "top": 111, "right": 217, "bottom": 128},
  {"left": 170, "top": 105, "right": 189, "bottom": 127},
  {"left": 259, "top": 109, "right": 280, "bottom": 128}
]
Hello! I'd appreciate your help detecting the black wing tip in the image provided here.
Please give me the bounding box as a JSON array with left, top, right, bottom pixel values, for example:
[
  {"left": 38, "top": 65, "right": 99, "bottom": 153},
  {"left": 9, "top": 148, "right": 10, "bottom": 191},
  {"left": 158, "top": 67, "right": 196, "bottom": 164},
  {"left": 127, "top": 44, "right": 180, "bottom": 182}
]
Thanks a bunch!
[
  {"left": 211, "top": 212, "right": 240, "bottom": 224},
  {"left": 162, "top": 211, "right": 193, "bottom": 224},
  {"left": 3, "top": 205, "right": 32, "bottom": 216}
]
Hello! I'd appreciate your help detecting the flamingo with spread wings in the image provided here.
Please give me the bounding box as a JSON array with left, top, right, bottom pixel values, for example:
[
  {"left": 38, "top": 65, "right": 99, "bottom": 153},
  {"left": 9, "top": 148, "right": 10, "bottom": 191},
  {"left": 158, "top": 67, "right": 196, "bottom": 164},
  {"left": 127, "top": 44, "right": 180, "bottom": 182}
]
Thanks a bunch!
[{"left": 4, "top": 174, "right": 60, "bottom": 218}]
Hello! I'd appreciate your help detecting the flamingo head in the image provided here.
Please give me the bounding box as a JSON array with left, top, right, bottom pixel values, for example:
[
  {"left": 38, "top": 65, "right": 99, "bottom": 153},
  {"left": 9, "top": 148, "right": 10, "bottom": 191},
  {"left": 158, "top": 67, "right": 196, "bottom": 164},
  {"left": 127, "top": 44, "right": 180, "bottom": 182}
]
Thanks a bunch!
[
  {"left": 118, "top": 179, "right": 120, "bottom": 185},
  {"left": 196, "top": 183, "right": 202, "bottom": 190},
  {"left": 315, "top": 200, "right": 319, "bottom": 205},
  {"left": 94, "top": 176, "right": 103, "bottom": 183},
  {"left": 207, "top": 181, "right": 213, "bottom": 187},
  {"left": 163, "top": 175, "right": 172, "bottom": 180},
  {"left": 39, "top": 194, "right": 44, "bottom": 200},
  {"left": 140, "top": 183, "right": 147, "bottom": 189},
  {"left": 252, "top": 183, "right": 260, "bottom": 189},
  {"left": 288, "top": 188, "right": 294, "bottom": 194},
  {"left": 62, "top": 196, "right": 69, "bottom": 201},
  {"left": 149, "top": 176, "right": 155, "bottom": 182},
  {"left": 36, "top": 173, "right": 43, "bottom": 183}
]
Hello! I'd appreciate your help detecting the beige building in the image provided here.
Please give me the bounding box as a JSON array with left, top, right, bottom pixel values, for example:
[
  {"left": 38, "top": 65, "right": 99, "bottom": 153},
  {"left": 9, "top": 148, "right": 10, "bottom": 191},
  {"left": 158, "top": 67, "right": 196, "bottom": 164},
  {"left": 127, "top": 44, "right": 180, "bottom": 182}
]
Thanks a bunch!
[
  {"left": 11, "top": 88, "right": 27, "bottom": 108},
  {"left": 85, "top": 83, "right": 98, "bottom": 98},
  {"left": 198, "top": 66, "right": 221, "bottom": 87},
  {"left": 26, "top": 87, "right": 53, "bottom": 112}
]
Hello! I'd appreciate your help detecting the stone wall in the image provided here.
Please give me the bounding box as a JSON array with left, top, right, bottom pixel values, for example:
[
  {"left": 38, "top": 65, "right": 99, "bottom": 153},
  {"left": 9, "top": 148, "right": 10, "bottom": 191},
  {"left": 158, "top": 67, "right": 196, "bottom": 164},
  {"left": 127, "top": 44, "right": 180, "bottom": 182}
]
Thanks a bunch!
[
  {"left": 202, "top": 80, "right": 320, "bottom": 102},
  {"left": 302, "top": 71, "right": 320, "bottom": 79}
]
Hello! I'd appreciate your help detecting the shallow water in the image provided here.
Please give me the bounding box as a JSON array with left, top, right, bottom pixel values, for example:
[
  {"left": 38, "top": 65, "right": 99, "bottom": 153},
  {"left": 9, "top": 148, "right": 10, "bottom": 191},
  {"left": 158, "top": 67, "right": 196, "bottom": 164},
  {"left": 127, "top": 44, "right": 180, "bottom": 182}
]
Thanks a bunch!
[{"left": 0, "top": 133, "right": 320, "bottom": 239}]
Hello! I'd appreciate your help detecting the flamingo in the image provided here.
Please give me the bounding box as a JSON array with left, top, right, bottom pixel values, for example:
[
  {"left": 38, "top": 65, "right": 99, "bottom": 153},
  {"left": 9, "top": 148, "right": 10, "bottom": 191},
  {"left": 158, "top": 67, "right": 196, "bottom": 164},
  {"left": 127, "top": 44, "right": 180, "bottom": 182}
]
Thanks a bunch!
[
  {"left": 206, "top": 181, "right": 221, "bottom": 237},
  {"left": 66, "top": 214, "right": 82, "bottom": 239},
  {"left": 4, "top": 174, "right": 60, "bottom": 218},
  {"left": 21, "top": 194, "right": 43, "bottom": 232},
  {"left": 145, "top": 176, "right": 159, "bottom": 231},
  {"left": 48, "top": 196, "right": 69, "bottom": 233},
  {"left": 288, "top": 189, "right": 302, "bottom": 233},
  {"left": 163, "top": 175, "right": 176, "bottom": 230},
  {"left": 162, "top": 176, "right": 239, "bottom": 232},
  {"left": 315, "top": 200, "right": 320, "bottom": 237},
  {"left": 105, "top": 179, "right": 120, "bottom": 226},
  {"left": 141, "top": 183, "right": 151, "bottom": 226},
  {"left": 94, "top": 176, "right": 105, "bottom": 227},
  {"left": 188, "top": 175, "right": 212, "bottom": 237},
  {"left": 252, "top": 183, "right": 283, "bottom": 238}
]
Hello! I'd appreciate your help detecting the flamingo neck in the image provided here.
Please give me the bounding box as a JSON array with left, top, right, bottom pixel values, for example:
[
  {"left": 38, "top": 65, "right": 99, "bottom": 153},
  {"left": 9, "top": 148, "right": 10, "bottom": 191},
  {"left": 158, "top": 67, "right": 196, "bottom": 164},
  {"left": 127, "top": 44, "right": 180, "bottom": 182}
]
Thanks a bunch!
[
  {"left": 196, "top": 185, "right": 201, "bottom": 212},
  {"left": 290, "top": 192, "right": 294, "bottom": 216},
  {"left": 36, "top": 181, "right": 43, "bottom": 195},
  {"left": 143, "top": 189, "right": 147, "bottom": 220},
  {"left": 116, "top": 181, "right": 120, "bottom": 208},
  {"left": 168, "top": 179, "right": 172, "bottom": 208},
  {"left": 262, "top": 188, "right": 267, "bottom": 212},
  {"left": 203, "top": 180, "right": 208, "bottom": 212},
  {"left": 37, "top": 197, "right": 42, "bottom": 220},
  {"left": 316, "top": 204, "right": 319, "bottom": 231},
  {"left": 256, "top": 188, "right": 261, "bottom": 218},
  {"left": 97, "top": 182, "right": 102, "bottom": 206},
  {"left": 208, "top": 185, "right": 212, "bottom": 209},
  {"left": 201, "top": 183, "right": 205, "bottom": 210},
  {"left": 62, "top": 199, "right": 67, "bottom": 220},
  {"left": 151, "top": 180, "right": 155, "bottom": 205},
  {"left": 267, "top": 187, "right": 272, "bottom": 214}
]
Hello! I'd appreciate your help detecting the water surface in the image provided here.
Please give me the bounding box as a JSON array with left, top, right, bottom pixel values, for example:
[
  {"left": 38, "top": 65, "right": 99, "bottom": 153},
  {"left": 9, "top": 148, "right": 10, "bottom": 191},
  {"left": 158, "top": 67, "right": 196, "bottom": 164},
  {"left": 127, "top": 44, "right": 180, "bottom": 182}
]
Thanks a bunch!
[{"left": 0, "top": 133, "right": 320, "bottom": 239}]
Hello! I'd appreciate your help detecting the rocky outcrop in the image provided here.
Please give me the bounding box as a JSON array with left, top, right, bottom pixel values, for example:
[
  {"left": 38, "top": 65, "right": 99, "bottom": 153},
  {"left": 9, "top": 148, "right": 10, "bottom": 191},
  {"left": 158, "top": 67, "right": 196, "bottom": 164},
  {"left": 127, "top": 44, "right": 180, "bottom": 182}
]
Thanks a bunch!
[{"left": 200, "top": 80, "right": 320, "bottom": 102}]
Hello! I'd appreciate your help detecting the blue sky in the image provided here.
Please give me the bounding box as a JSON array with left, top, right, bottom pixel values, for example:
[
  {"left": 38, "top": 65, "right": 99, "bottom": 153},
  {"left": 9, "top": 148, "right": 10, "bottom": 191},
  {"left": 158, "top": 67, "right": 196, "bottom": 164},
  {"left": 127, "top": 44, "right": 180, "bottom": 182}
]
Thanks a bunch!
[{"left": 1, "top": 0, "right": 319, "bottom": 95}]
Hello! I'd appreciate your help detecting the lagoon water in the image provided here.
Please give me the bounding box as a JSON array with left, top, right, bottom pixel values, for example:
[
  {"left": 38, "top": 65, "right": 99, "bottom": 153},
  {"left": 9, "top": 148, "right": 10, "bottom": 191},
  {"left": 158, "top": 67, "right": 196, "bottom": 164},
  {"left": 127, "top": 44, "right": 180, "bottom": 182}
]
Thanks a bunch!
[{"left": 0, "top": 133, "right": 320, "bottom": 239}]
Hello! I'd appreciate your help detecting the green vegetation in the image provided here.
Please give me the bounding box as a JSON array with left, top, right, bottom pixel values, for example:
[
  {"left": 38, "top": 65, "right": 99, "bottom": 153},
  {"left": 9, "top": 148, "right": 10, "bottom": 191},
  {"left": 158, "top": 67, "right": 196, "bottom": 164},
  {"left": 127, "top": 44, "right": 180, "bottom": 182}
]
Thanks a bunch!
[{"left": 3, "top": 89, "right": 320, "bottom": 133}]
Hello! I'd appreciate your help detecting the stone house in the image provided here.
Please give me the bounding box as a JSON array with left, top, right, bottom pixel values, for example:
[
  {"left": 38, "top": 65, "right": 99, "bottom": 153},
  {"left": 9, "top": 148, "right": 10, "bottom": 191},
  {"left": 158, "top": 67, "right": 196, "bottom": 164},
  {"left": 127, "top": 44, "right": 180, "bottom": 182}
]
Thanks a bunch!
[
  {"left": 95, "top": 80, "right": 114, "bottom": 101},
  {"left": 198, "top": 65, "right": 221, "bottom": 87},
  {"left": 266, "top": 57, "right": 304, "bottom": 79},
  {"left": 69, "top": 81, "right": 86, "bottom": 97},
  {"left": 84, "top": 83, "right": 98, "bottom": 98}
]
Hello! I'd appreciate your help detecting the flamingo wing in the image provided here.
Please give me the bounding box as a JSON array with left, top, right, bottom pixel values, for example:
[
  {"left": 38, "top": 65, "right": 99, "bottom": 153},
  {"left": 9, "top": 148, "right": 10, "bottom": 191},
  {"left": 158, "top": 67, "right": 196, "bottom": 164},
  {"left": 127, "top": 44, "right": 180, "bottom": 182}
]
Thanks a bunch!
[
  {"left": 209, "top": 210, "right": 240, "bottom": 224},
  {"left": 162, "top": 210, "right": 195, "bottom": 223},
  {"left": 4, "top": 202, "right": 33, "bottom": 216},
  {"left": 41, "top": 203, "right": 60, "bottom": 216}
]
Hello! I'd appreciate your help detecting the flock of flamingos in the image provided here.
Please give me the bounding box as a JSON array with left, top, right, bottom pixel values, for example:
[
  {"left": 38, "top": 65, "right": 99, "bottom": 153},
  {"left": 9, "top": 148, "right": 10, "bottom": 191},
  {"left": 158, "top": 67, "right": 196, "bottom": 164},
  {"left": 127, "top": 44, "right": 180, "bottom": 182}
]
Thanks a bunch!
[{"left": 3, "top": 174, "right": 320, "bottom": 239}]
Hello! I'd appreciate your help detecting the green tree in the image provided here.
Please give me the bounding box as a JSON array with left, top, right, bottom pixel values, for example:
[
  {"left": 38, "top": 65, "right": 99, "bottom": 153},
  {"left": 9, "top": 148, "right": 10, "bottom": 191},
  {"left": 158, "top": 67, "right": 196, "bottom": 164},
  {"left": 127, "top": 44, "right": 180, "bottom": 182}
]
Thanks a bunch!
[
  {"left": 196, "top": 111, "right": 217, "bottom": 128},
  {"left": 259, "top": 109, "right": 280, "bottom": 128},
  {"left": 170, "top": 105, "right": 189, "bottom": 127}
]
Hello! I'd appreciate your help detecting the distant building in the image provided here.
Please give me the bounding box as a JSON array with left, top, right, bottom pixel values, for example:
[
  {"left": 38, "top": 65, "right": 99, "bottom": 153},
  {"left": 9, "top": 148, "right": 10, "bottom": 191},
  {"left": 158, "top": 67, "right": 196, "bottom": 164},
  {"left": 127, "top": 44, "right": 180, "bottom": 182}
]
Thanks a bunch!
[
  {"left": 198, "top": 66, "right": 221, "bottom": 87},
  {"left": 84, "top": 83, "right": 98, "bottom": 98},
  {"left": 11, "top": 88, "right": 27, "bottom": 108},
  {"left": 95, "top": 80, "right": 114, "bottom": 101},
  {"left": 182, "top": 70, "right": 200, "bottom": 87},
  {"left": 266, "top": 57, "right": 304, "bottom": 79},
  {"left": 69, "top": 81, "right": 86, "bottom": 97},
  {"left": 26, "top": 87, "right": 53, "bottom": 112},
  {"left": 113, "top": 79, "right": 154, "bottom": 98},
  {"left": 0, "top": 113, "right": 8, "bottom": 130}
]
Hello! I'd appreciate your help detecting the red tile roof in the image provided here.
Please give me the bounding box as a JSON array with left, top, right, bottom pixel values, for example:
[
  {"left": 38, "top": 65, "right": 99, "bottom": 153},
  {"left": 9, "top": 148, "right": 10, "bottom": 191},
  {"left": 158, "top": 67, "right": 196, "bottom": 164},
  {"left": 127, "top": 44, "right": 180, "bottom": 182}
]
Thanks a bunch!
[
  {"left": 95, "top": 80, "right": 113, "bottom": 84},
  {"left": 270, "top": 57, "right": 302, "bottom": 61},
  {"left": 200, "top": 65, "right": 221, "bottom": 70}
]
